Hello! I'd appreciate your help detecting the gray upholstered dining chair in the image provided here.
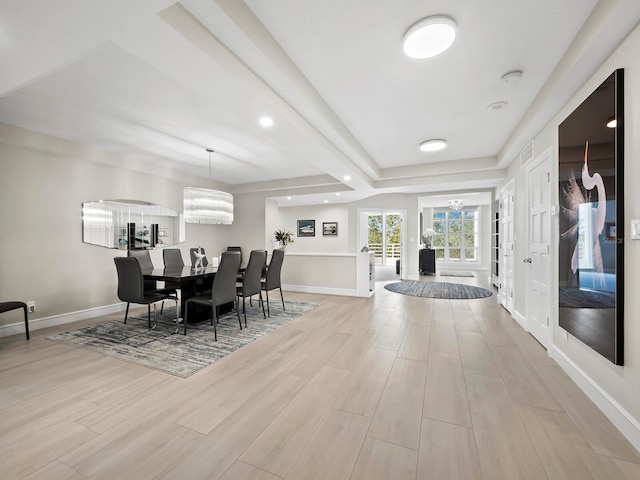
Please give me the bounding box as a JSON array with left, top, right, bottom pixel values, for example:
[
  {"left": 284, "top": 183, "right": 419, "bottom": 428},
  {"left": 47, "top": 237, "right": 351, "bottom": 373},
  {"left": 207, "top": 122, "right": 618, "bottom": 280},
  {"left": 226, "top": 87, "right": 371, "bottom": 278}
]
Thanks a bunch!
[
  {"left": 226, "top": 246, "right": 243, "bottom": 267},
  {"left": 128, "top": 249, "right": 176, "bottom": 319},
  {"left": 262, "top": 249, "right": 285, "bottom": 317},
  {"left": 114, "top": 256, "right": 178, "bottom": 330},
  {"left": 163, "top": 248, "right": 185, "bottom": 268},
  {"left": 227, "top": 246, "right": 245, "bottom": 281},
  {"left": 0, "top": 302, "right": 29, "bottom": 340},
  {"left": 162, "top": 248, "right": 185, "bottom": 290},
  {"left": 183, "top": 251, "right": 241, "bottom": 339},
  {"left": 236, "top": 249, "right": 267, "bottom": 325}
]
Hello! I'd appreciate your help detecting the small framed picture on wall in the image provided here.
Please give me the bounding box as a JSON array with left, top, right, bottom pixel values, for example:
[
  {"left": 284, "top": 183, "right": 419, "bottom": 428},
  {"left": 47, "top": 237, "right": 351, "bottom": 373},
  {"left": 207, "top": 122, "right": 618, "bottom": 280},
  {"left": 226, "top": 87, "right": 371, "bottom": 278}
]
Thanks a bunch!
[
  {"left": 297, "top": 219, "right": 315, "bottom": 237},
  {"left": 323, "top": 222, "right": 338, "bottom": 236}
]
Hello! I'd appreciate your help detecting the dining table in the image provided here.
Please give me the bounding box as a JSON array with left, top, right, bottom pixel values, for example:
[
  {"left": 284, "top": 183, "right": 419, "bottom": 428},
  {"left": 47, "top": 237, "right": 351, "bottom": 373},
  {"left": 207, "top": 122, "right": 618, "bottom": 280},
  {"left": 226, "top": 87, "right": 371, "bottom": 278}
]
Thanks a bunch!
[{"left": 143, "top": 265, "right": 218, "bottom": 322}]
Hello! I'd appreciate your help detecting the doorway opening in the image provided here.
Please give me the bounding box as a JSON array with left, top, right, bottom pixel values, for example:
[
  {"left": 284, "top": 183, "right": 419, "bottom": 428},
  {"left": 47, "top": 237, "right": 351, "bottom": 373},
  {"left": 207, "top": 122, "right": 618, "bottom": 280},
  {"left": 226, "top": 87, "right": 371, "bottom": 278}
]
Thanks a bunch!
[{"left": 367, "top": 212, "right": 403, "bottom": 281}]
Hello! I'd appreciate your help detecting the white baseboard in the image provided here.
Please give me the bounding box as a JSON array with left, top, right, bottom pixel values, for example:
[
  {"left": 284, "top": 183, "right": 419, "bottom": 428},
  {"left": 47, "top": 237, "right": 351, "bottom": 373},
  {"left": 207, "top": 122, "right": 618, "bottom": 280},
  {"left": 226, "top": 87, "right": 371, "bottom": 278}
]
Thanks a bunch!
[
  {"left": 513, "top": 309, "right": 528, "bottom": 330},
  {"left": 282, "top": 284, "right": 358, "bottom": 297},
  {"left": 550, "top": 345, "right": 640, "bottom": 451},
  {"left": 0, "top": 303, "right": 127, "bottom": 338}
]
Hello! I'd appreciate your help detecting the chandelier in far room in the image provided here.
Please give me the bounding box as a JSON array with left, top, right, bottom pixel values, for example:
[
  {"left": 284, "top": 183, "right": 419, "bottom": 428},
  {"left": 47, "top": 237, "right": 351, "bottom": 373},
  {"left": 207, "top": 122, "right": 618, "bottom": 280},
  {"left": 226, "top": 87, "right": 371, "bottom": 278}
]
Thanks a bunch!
[{"left": 448, "top": 200, "right": 463, "bottom": 210}]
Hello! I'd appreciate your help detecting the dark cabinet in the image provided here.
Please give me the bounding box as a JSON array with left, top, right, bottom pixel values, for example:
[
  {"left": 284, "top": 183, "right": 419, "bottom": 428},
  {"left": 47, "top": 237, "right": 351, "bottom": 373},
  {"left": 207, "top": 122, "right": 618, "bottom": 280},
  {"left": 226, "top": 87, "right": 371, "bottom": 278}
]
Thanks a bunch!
[{"left": 419, "top": 249, "right": 436, "bottom": 275}]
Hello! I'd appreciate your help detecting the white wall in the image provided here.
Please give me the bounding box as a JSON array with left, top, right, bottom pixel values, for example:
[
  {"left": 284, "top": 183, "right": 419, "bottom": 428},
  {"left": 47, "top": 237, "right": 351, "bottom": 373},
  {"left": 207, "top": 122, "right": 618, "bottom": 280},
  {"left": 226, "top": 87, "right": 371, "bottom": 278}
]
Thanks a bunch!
[
  {"left": 503, "top": 22, "right": 640, "bottom": 434},
  {"left": 271, "top": 204, "right": 350, "bottom": 253}
]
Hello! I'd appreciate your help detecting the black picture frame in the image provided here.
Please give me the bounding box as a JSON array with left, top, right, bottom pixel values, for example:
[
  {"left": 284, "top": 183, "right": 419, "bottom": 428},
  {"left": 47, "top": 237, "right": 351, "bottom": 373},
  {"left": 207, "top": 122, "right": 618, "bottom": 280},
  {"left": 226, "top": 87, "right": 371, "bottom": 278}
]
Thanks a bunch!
[
  {"left": 558, "top": 69, "right": 624, "bottom": 365},
  {"left": 297, "top": 219, "right": 315, "bottom": 237},
  {"left": 323, "top": 222, "right": 338, "bottom": 236},
  {"left": 605, "top": 222, "right": 616, "bottom": 240}
]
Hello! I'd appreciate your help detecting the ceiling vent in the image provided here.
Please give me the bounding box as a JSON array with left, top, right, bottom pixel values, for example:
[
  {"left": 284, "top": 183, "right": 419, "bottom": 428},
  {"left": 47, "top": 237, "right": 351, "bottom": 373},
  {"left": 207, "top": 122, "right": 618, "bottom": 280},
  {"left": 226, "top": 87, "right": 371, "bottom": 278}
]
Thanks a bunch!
[{"left": 520, "top": 140, "right": 534, "bottom": 167}]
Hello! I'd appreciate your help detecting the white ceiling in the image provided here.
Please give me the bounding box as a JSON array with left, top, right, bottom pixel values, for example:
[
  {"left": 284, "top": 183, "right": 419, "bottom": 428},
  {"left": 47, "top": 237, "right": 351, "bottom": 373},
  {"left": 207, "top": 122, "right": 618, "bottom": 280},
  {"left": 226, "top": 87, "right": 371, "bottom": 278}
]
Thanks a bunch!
[{"left": 1, "top": 0, "right": 638, "bottom": 207}]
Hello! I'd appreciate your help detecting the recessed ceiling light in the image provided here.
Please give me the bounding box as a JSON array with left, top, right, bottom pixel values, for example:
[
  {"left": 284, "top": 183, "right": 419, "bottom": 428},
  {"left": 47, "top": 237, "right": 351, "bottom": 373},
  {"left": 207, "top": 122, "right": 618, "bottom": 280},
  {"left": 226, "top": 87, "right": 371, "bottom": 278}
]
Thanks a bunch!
[
  {"left": 606, "top": 117, "right": 617, "bottom": 128},
  {"left": 488, "top": 101, "right": 508, "bottom": 111},
  {"left": 501, "top": 70, "right": 523, "bottom": 84},
  {"left": 286, "top": 196, "right": 292, "bottom": 200},
  {"left": 419, "top": 139, "right": 447, "bottom": 152},
  {"left": 335, "top": 193, "right": 341, "bottom": 196},
  {"left": 343, "top": 175, "right": 351, "bottom": 181},
  {"left": 323, "top": 200, "right": 329, "bottom": 203},
  {"left": 259, "top": 116, "right": 274, "bottom": 127},
  {"left": 403, "top": 15, "right": 456, "bottom": 59}
]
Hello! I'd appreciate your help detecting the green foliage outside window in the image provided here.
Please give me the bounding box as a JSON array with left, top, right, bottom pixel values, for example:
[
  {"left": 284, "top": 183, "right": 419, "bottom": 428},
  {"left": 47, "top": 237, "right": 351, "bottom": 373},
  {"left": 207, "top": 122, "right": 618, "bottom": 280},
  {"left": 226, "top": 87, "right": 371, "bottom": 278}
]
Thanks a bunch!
[{"left": 431, "top": 209, "right": 478, "bottom": 262}]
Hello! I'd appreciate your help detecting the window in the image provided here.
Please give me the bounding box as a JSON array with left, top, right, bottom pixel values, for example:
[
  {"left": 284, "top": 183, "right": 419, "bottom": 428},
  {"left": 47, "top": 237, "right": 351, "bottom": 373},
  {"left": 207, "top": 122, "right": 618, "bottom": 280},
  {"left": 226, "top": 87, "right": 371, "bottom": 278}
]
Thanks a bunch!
[{"left": 432, "top": 209, "right": 478, "bottom": 262}]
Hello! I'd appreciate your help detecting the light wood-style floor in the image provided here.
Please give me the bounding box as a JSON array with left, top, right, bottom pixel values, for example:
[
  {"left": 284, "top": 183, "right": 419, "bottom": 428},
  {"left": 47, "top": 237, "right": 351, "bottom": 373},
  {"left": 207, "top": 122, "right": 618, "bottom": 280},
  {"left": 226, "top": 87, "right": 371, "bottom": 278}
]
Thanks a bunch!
[{"left": 1, "top": 274, "right": 639, "bottom": 479}]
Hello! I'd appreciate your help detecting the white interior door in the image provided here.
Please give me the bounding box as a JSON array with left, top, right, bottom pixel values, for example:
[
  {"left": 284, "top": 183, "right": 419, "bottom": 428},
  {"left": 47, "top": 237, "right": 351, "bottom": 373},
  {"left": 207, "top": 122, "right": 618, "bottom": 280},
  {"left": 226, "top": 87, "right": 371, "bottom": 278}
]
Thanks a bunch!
[
  {"left": 499, "top": 183, "right": 514, "bottom": 313},
  {"left": 526, "top": 149, "right": 552, "bottom": 348}
]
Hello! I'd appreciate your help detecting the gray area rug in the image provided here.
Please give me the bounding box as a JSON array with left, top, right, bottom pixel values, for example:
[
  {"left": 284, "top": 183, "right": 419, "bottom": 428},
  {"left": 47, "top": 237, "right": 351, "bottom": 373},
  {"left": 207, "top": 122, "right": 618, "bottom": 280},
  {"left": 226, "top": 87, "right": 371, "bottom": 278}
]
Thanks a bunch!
[
  {"left": 439, "top": 271, "right": 475, "bottom": 277},
  {"left": 384, "top": 281, "right": 492, "bottom": 299},
  {"left": 559, "top": 288, "right": 615, "bottom": 308},
  {"left": 48, "top": 301, "right": 317, "bottom": 378}
]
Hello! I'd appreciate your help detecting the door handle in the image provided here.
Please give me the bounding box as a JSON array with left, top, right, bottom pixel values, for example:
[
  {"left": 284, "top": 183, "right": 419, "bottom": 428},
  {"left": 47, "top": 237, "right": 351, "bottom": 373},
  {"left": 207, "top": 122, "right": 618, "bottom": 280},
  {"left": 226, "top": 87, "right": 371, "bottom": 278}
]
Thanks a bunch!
[{"left": 523, "top": 258, "right": 532, "bottom": 263}]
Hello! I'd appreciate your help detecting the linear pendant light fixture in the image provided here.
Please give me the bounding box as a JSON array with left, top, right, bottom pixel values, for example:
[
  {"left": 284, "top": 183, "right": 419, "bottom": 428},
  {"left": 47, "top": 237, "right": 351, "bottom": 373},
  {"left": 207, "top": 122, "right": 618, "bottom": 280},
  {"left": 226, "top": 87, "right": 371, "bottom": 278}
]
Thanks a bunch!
[{"left": 183, "top": 149, "right": 233, "bottom": 225}]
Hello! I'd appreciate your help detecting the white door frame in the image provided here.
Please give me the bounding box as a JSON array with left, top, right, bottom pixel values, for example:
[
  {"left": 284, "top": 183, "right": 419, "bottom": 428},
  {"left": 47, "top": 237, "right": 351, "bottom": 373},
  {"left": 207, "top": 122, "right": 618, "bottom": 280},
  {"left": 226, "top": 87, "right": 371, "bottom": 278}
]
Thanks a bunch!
[
  {"left": 525, "top": 147, "right": 553, "bottom": 348},
  {"left": 498, "top": 180, "right": 515, "bottom": 313},
  {"left": 356, "top": 208, "right": 407, "bottom": 296}
]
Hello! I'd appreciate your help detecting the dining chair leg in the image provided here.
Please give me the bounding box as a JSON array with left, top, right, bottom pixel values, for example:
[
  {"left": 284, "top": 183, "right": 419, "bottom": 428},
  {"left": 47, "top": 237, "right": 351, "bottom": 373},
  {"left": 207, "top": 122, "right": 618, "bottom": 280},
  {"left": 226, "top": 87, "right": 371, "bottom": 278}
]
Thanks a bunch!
[
  {"left": 183, "top": 302, "right": 189, "bottom": 335},
  {"left": 235, "top": 298, "right": 242, "bottom": 329},
  {"left": 265, "top": 289, "right": 270, "bottom": 317},
  {"left": 212, "top": 305, "right": 217, "bottom": 341},
  {"left": 21, "top": 304, "right": 29, "bottom": 340},
  {"left": 124, "top": 303, "right": 130, "bottom": 324},
  {"left": 173, "top": 298, "right": 179, "bottom": 334},
  {"left": 242, "top": 296, "right": 247, "bottom": 326},
  {"left": 280, "top": 287, "right": 285, "bottom": 311},
  {"left": 151, "top": 303, "right": 158, "bottom": 330},
  {"left": 148, "top": 304, "right": 152, "bottom": 329},
  {"left": 259, "top": 292, "right": 266, "bottom": 319}
]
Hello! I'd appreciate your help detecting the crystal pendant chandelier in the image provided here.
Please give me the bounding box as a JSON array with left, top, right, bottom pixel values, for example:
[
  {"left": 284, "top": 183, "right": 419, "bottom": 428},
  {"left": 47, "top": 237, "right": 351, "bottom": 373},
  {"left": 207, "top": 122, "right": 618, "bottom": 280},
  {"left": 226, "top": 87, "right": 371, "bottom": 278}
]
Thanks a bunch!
[
  {"left": 183, "top": 149, "right": 233, "bottom": 225},
  {"left": 448, "top": 199, "right": 463, "bottom": 210}
]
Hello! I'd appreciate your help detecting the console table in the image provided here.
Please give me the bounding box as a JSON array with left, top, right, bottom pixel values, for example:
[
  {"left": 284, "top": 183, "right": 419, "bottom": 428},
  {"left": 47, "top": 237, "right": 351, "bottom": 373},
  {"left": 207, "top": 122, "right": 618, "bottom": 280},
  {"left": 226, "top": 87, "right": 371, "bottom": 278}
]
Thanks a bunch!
[{"left": 419, "top": 249, "right": 436, "bottom": 275}]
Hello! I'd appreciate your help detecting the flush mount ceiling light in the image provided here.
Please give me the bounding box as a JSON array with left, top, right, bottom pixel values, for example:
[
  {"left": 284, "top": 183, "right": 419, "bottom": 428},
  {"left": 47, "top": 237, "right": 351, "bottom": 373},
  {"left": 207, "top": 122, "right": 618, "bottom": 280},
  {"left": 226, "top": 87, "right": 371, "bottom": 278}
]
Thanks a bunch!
[
  {"left": 259, "top": 116, "right": 274, "bottom": 127},
  {"left": 501, "top": 70, "right": 523, "bottom": 84},
  {"left": 403, "top": 15, "right": 456, "bottom": 59},
  {"left": 343, "top": 175, "right": 351, "bottom": 181},
  {"left": 606, "top": 116, "right": 617, "bottom": 128},
  {"left": 488, "top": 101, "right": 508, "bottom": 111},
  {"left": 183, "top": 149, "right": 234, "bottom": 225},
  {"left": 420, "top": 139, "right": 447, "bottom": 152}
]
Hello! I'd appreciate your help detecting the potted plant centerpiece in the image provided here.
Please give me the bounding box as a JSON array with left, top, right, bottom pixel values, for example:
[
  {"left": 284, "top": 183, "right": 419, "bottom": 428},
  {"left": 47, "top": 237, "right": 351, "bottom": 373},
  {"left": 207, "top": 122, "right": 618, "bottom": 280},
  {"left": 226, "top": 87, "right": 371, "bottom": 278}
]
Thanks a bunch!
[{"left": 274, "top": 229, "right": 294, "bottom": 249}]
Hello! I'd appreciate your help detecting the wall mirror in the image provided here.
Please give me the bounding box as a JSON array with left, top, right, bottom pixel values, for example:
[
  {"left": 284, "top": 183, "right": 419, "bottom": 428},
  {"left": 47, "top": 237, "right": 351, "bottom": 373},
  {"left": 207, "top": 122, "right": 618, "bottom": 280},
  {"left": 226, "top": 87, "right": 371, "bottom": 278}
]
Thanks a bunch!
[{"left": 82, "top": 199, "right": 185, "bottom": 249}]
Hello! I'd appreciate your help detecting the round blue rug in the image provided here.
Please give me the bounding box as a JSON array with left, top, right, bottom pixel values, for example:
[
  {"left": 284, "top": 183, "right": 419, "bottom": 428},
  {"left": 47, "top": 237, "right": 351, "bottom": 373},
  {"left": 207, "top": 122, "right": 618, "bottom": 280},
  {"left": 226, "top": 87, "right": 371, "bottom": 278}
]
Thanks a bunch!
[{"left": 384, "top": 281, "right": 492, "bottom": 299}]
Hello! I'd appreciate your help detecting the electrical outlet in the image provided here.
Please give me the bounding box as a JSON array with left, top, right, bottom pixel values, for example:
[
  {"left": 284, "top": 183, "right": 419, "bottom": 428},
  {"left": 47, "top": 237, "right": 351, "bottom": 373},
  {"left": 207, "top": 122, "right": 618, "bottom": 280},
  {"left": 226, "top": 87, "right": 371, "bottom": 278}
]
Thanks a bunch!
[{"left": 27, "top": 301, "right": 35, "bottom": 313}]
